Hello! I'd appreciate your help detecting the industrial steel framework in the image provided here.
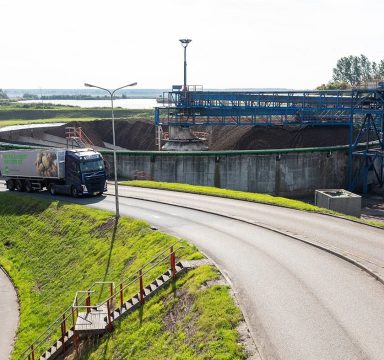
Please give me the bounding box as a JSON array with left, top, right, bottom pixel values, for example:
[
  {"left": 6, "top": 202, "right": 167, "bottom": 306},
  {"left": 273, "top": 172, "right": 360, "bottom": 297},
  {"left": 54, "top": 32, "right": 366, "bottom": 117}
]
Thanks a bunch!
[{"left": 155, "top": 85, "right": 384, "bottom": 192}]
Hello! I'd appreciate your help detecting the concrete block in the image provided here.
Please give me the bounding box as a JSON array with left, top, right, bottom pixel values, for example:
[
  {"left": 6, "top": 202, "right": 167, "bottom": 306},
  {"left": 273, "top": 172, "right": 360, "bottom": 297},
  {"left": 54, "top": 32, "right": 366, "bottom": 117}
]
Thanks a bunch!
[{"left": 315, "top": 189, "right": 361, "bottom": 217}]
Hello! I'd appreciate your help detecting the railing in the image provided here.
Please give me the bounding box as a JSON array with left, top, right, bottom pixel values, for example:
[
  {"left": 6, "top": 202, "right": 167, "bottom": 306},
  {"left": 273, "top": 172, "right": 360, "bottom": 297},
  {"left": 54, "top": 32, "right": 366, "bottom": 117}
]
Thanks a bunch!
[
  {"left": 159, "top": 131, "right": 207, "bottom": 141},
  {"left": 73, "top": 242, "right": 185, "bottom": 324},
  {"left": 171, "top": 84, "right": 203, "bottom": 92},
  {"left": 65, "top": 127, "right": 94, "bottom": 147},
  {"left": 22, "top": 301, "right": 78, "bottom": 360},
  {"left": 21, "top": 241, "right": 185, "bottom": 360}
]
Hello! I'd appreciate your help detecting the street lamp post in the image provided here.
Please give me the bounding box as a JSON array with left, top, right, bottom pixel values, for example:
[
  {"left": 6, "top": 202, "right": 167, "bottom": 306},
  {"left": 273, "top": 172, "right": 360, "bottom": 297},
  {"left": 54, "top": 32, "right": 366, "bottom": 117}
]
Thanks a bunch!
[
  {"left": 84, "top": 82, "right": 137, "bottom": 218},
  {"left": 179, "top": 39, "right": 192, "bottom": 90}
]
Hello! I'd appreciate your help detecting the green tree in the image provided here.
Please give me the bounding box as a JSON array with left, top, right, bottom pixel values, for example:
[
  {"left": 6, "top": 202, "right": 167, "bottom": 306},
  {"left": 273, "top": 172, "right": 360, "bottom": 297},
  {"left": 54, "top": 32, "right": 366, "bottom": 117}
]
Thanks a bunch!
[
  {"left": 359, "top": 54, "right": 372, "bottom": 82},
  {"left": 0, "top": 89, "right": 8, "bottom": 99},
  {"left": 22, "top": 93, "right": 39, "bottom": 100},
  {"left": 316, "top": 81, "right": 349, "bottom": 90},
  {"left": 333, "top": 55, "right": 363, "bottom": 86},
  {"left": 371, "top": 60, "right": 384, "bottom": 80},
  {"left": 331, "top": 55, "right": 384, "bottom": 87}
]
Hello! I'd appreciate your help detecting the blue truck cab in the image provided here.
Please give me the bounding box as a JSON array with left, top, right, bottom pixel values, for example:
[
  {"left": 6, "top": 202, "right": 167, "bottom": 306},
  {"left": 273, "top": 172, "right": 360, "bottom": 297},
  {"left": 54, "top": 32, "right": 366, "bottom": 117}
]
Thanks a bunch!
[{"left": 52, "top": 148, "right": 107, "bottom": 197}]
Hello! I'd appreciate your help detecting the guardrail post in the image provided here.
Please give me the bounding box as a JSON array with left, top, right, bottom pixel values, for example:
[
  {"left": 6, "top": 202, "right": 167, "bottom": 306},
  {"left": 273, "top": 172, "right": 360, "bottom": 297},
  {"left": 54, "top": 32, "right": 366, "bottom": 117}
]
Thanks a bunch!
[
  {"left": 119, "top": 283, "right": 124, "bottom": 308},
  {"left": 72, "top": 306, "right": 76, "bottom": 329},
  {"left": 86, "top": 290, "right": 91, "bottom": 314},
  {"left": 75, "top": 297, "right": 79, "bottom": 317},
  {"left": 170, "top": 246, "right": 176, "bottom": 279},
  {"left": 73, "top": 328, "right": 80, "bottom": 355},
  {"left": 106, "top": 299, "right": 113, "bottom": 332},
  {"left": 109, "top": 283, "right": 114, "bottom": 309},
  {"left": 61, "top": 313, "right": 66, "bottom": 353},
  {"left": 30, "top": 344, "right": 35, "bottom": 360},
  {"left": 139, "top": 269, "right": 145, "bottom": 304}
]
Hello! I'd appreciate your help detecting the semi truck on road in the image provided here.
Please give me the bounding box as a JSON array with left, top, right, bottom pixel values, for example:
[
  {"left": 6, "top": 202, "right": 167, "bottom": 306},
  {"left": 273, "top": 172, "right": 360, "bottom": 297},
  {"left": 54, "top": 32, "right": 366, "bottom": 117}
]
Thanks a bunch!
[{"left": 0, "top": 148, "right": 107, "bottom": 197}]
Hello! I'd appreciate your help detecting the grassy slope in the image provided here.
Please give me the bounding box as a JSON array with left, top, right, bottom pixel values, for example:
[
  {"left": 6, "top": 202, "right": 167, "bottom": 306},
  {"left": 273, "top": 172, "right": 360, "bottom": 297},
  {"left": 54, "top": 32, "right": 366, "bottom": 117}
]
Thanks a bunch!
[
  {"left": 0, "top": 192, "right": 244, "bottom": 360},
  {"left": 121, "top": 180, "right": 384, "bottom": 229},
  {"left": 0, "top": 103, "right": 153, "bottom": 127},
  {"left": 0, "top": 117, "right": 97, "bottom": 128}
]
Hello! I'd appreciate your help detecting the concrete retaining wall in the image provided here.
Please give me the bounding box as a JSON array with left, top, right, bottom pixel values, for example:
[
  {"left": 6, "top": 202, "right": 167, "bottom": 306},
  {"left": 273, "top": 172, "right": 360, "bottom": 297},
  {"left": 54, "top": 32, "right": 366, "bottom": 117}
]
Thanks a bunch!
[{"left": 102, "top": 148, "right": 352, "bottom": 196}]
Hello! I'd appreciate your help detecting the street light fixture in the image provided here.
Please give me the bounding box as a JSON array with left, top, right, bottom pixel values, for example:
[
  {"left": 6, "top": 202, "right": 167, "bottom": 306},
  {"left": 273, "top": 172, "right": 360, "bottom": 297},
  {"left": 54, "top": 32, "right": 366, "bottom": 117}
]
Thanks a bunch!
[
  {"left": 84, "top": 81, "right": 137, "bottom": 218},
  {"left": 179, "top": 39, "right": 192, "bottom": 90}
]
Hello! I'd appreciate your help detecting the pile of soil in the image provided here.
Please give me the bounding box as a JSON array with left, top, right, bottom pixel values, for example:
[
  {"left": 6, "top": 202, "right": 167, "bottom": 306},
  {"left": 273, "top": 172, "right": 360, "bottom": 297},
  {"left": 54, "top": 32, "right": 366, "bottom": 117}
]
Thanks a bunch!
[
  {"left": 208, "top": 125, "right": 350, "bottom": 150},
  {"left": 47, "top": 120, "right": 157, "bottom": 150},
  {"left": 47, "top": 120, "right": 351, "bottom": 151}
]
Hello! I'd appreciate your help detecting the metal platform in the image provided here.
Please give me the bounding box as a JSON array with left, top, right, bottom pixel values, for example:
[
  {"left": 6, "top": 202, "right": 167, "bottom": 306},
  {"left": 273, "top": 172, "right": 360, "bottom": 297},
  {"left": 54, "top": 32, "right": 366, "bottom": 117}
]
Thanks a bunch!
[{"left": 155, "top": 88, "right": 384, "bottom": 127}]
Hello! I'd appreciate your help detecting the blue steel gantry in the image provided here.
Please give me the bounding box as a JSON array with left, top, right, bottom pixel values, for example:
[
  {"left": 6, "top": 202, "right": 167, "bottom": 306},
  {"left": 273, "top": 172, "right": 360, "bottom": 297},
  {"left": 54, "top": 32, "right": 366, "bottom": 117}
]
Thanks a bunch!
[{"left": 155, "top": 85, "right": 384, "bottom": 192}]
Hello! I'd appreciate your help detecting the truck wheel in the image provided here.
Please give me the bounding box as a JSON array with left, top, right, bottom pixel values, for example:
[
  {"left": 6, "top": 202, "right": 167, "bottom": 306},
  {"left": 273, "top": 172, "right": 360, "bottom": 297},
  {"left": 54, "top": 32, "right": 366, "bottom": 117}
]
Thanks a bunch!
[
  {"left": 6, "top": 180, "right": 15, "bottom": 191},
  {"left": 15, "top": 180, "right": 25, "bottom": 192},
  {"left": 49, "top": 184, "right": 56, "bottom": 196},
  {"left": 25, "top": 180, "right": 33, "bottom": 193},
  {"left": 71, "top": 186, "right": 79, "bottom": 198}
]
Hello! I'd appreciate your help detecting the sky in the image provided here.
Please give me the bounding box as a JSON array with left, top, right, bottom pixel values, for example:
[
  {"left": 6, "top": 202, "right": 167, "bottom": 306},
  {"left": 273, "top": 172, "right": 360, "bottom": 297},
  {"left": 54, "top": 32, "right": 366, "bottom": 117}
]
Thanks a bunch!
[{"left": 0, "top": 0, "right": 383, "bottom": 90}]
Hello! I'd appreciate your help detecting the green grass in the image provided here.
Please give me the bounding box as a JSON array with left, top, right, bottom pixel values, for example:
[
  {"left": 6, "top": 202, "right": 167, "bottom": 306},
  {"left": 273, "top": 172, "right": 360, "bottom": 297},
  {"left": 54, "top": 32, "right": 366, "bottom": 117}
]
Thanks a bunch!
[
  {"left": 121, "top": 180, "right": 384, "bottom": 229},
  {"left": 81, "top": 266, "right": 243, "bottom": 360},
  {"left": 0, "top": 102, "right": 153, "bottom": 127},
  {"left": 0, "top": 192, "right": 245, "bottom": 360},
  {"left": 0, "top": 117, "right": 98, "bottom": 128}
]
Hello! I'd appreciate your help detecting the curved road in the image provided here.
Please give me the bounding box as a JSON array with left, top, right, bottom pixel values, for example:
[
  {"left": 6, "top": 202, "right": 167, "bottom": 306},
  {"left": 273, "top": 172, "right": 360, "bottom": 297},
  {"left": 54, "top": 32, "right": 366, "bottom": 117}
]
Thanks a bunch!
[
  {"left": 84, "top": 187, "right": 384, "bottom": 360},
  {"left": 0, "top": 268, "right": 18, "bottom": 360},
  {"left": 1, "top": 184, "right": 384, "bottom": 359}
]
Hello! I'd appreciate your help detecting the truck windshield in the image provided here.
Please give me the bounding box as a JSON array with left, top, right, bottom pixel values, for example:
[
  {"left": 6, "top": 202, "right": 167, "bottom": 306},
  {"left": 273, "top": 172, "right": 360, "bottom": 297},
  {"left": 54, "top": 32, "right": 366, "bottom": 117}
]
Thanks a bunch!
[{"left": 79, "top": 159, "right": 104, "bottom": 173}]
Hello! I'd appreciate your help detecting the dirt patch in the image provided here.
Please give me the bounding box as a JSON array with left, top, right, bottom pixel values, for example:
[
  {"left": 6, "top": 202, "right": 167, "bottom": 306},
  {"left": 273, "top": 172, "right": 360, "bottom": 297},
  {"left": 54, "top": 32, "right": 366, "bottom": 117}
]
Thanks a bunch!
[
  {"left": 47, "top": 119, "right": 157, "bottom": 150},
  {"left": 208, "top": 125, "right": 350, "bottom": 150},
  {"left": 163, "top": 289, "right": 196, "bottom": 336},
  {"left": 91, "top": 217, "right": 116, "bottom": 237},
  {"left": 361, "top": 188, "right": 384, "bottom": 225},
  {"left": 4, "top": 240, "right": 13, "bottom": 249},
  {"left": 32, "top": 281, "right": 45, "bottom": 293}
]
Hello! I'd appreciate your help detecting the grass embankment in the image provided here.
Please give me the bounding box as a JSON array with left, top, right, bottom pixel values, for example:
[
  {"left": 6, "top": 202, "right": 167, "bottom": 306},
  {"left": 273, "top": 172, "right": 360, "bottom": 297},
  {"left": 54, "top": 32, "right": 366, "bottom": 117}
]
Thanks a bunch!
[
  {"left": 122, "top": 180, "right": 384, "bottom": 229},
  {"left": 0, "top": 192, "right": 244, "bottom": 359},
  {"left": 0, "top": 118, "right": 97, "bottom": 128},
  {"left": 0, "top": 103, "right": 153, "bottom": 127}
]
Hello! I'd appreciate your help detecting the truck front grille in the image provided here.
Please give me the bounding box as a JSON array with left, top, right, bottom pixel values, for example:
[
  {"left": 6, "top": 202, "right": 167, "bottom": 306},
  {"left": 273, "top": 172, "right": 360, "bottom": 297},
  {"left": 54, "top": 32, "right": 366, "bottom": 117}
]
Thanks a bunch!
[{"left": 85, "top": 175, "right": 105, "bottom": 193}]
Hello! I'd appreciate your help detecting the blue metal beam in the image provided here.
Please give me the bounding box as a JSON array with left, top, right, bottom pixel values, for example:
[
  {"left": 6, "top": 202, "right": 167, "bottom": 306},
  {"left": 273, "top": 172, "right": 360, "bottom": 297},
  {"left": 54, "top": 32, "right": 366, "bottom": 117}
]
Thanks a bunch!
[{"left": 155, "top": 87, "right": 384, "bottom": 192}]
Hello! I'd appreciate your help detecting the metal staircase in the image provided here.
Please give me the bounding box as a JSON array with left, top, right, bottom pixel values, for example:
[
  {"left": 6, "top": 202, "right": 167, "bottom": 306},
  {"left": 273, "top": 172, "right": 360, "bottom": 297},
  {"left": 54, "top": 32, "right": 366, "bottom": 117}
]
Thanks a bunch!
[
  {"left": 23, "top": 243, "right": 187, "bottom": 360},
  {"left": 65, "top": 127, "right": 94, "bottom": 149}
]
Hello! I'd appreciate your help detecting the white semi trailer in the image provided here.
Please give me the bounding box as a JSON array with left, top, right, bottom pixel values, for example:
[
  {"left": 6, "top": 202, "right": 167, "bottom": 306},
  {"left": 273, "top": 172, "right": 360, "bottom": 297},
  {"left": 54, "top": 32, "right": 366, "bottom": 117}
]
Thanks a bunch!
[{"left": 0, "top": 148, "right": 107, "bottom": 197}]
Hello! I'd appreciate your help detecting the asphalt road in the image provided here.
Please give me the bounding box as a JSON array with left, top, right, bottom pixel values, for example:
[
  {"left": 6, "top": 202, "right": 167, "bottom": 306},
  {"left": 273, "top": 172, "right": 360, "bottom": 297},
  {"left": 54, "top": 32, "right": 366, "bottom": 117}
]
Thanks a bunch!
[
  {"left": 85, "top": 188, "right": 384, "bottom": 360},
  {"left": 117, "top": 186, "right": 384, "bottom": 282},
  {"left": 0, "top": 268, "right": 18, "bottom": 360},
  {"left": 1, "top": 184, "right": 384, "bottom": 360}
]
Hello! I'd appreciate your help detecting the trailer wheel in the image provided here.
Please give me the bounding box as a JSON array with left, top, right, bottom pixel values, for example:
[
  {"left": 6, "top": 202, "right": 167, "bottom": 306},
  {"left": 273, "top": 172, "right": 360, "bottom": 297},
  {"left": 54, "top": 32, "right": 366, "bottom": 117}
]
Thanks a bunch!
[
  {"left": 6, "top": 180, "right": 15, "bottom": 191},
  {"left": 49, "top": 184, "right": 56, "bottom": 196},
  {"left": 15, "top": 180, "right": 25, "bottom": 192},
  {"left": 71, "top": 186, "right": 79, "bottom": 198},
  {"left": 25, "top": 180, "right": 33, "bottom": 193}
]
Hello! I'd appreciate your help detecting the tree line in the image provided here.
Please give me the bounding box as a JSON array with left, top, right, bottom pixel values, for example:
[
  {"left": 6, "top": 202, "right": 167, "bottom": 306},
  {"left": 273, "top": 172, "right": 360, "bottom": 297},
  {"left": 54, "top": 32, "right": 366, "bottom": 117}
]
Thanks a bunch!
[
  {"left": 0, "top": 89, "right": 8, "bottom": 99},
  {"left": 318, "top": 55, "right": 384, "bottom": 90}
]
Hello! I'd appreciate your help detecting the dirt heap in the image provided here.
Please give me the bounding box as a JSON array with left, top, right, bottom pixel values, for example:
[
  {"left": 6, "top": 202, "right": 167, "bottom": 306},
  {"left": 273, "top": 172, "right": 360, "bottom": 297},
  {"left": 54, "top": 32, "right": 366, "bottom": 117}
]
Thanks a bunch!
[
  {"left": 47, "top": 120, "right": 157, "bottom": 150},
  {"left": 208, "top": 125, "right": 350, "bottom": 150},
  {"left": 47, "top": 120, "right": 350, "bottom": 151}
]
